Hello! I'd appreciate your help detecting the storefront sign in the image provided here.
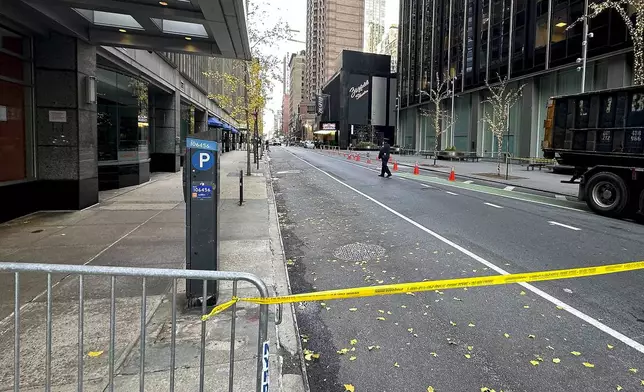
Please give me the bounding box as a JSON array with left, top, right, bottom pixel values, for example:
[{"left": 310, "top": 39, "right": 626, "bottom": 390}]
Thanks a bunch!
[
  {"left": 48, "top": 110, "right": 67, "bottom": 123},
  {"left": 349, "top": 80, "right": 369, "bottom": 100},
  {"left": 319, "top": 122, "right": 338, "bottom": 131}
]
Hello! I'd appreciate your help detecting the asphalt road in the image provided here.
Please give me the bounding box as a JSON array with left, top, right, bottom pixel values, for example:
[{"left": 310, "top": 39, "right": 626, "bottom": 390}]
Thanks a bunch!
[{"left": 270, "top": 146, "right": 644, "bottom": 392}]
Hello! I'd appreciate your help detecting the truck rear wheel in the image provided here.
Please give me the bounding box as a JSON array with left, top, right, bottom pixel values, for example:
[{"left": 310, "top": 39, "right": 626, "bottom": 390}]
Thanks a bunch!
[{"left": 585, "top": 172, "right": 629, "bottom": 218}]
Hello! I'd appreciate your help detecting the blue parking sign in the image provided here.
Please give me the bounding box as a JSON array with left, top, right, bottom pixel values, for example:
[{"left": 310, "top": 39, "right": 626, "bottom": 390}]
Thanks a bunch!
[{"left": 191, "top": 150, "right": 214, "bottom": 171}]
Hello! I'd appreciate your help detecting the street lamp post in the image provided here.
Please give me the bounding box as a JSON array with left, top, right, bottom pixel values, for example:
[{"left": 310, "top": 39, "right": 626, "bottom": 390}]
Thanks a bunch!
[
  {"left": 576, "top": 0, "right": 593, "bottom": 93},
  {"left": 450, "top": 76, "right": 456, "bottom": 147},
  {"left": 396, "top": 95, "right": 400, "bottom": 146}
]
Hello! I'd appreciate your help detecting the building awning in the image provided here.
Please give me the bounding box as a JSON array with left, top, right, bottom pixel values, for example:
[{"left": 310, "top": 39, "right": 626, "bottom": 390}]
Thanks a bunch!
[
  {"left": 208, "top": 116, "right": 223, "bottom": 127},
  {"left": 14, "top": 0, "right": 251, "bottom": 59}
]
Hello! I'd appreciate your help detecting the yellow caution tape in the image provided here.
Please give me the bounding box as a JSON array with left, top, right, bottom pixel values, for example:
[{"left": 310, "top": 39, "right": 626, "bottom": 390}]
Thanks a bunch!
[{"left": 202, "top": 260, "right": 644, "bottom": 321}]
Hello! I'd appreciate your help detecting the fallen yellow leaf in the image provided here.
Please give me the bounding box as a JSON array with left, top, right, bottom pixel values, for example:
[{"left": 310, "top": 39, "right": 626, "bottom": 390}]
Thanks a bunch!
[
  {"left": 552, "top": 358, "right": 561, "bottom": 364},
  {"left": 571, "top": 351, "right": 581, "bottom": 356},
  {"left": 408, "top": 328, "right": 414, "bottom": 333},
  {"left": 528, "top": 334, "right": 535, "bottom": 339},
  {"left": 377, "top": 317, "right": 386, "bottom": 321},
  {"left": 520, "top": 291, "right": 526, "bottom": 296},
  {"left": 628, "top": 368, "right": 638, "bottom": 373},
  {"left": 530, "top": 360, "right": 540, "bottom": 366},
  {"left": 344, "top": 384, "right": 355, "bottom": 392},
  {"left": 450, "top": 321, "right": 457, "bottom": 326},
  {"left": 430, "top": 352, "right": 438, "bottom": 357},
  {"left": 378, "top": 310, "right": 385, "bottom": 313},
  {"left": 467, "top": 346, "right": 474, "bottom": 351},
  {"left": 320, "top": 303, "right": 326, "bottom": 307},
  {"left": 350, "top": 339, "right": 358, "bottom": 346},
  {"left": 523, "top": 305, "right": 530, "bottom": 309},
  {"left": 394, "top": 362, "right": 400, "bottom": 368},
  {"left": 616, "top": 386, "right": 623, "bottom": 391},
  {"left": 504, "top": 333, "right": 510, "bottom": 338},
  {"left": 337, "top": 348, "right": 349, "bottom": 355},
  {"left": 406, "top": 292, "right": 416, "bottom": 296},
  {"left": 349, "top": 356, "right": 357, "bottom": 361},
  {"left": 87, "top": 351, "right": 103, "bottom": 358},
  {"left": 556, "top": 305, "right": 563, "bottom": 310},
  {"left": 607, "top": 344, "right": 614, "bottom": 349},
  {"left": 427, "top": 387, "right": 435, "bottom": 392},
  {"left": 464, "top": 354, "right": 471, "bottom": 359},
  {"left": 468, "top": 323, "right": 475, "bottom": 327},
  {"left": 582, "top": 362, "right": 595, "bottom": 368},
  {"left": 349, "top": 308, "right": 358, "bottom": 312},
  {"left": 401, "top": 305, "right": 407, "bottom": 308}
]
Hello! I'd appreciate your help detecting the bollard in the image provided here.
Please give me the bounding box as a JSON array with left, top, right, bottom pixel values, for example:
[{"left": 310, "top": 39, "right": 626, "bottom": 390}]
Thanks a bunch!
[{"left": 239, "top": 170, "right": 244, "bottom": 206}]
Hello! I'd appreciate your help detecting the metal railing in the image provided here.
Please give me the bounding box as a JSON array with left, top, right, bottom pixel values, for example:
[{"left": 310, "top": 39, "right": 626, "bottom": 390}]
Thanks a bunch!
[{"left": 0, "top": 262, "right": 270, "bottom": 392}]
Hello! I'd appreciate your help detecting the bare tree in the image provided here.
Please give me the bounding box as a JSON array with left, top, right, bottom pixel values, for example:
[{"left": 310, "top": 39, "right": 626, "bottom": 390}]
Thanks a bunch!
[
  {"left": 568, "top": 1, "right": 644, "bottom": 84},
  {"left": 205, "top": 0, "right": 291, "bottom": 174},
  {"left": 420, "top": 73, "right": 456, "bottom": 165},
  {"left": 482, "top": 75, "right": 525, "bottom": 176}
]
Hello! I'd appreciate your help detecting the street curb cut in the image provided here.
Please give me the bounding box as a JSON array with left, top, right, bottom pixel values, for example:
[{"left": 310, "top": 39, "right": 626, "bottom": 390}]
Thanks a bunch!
[{"left": 265, "top": 154, "right": 311, "bottom": 392}]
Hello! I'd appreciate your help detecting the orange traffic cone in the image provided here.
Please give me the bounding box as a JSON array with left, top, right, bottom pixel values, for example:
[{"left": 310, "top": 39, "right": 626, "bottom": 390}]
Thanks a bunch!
[
  {"left": 448, "top": 167, "right": 456, "bottom": 181},
  {"left": 393, "top": 160, "right": 399, "bottom": 172},
  {"left": 413, "top": 162, "right": 420, "bottom": 175},
  {"left": 347, "top": 154, "right": 352, "bottom": 160},
  {"left": 356, "top": 155, "right": 361, "bottom": 162}
]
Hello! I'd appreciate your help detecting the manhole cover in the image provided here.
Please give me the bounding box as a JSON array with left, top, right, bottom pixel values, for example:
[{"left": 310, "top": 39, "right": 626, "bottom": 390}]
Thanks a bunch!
[{"left": 333, "top": 242, "right": 385, "bottom": 261}]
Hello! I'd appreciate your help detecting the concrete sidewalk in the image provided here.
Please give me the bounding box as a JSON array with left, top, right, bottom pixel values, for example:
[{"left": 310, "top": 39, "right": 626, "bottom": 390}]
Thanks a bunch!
[
  {"left": 340, "top": 150, "right": 579, "bottom": 197},
  {"left": 0, "top": 150, "right": 306, "bottom": 391}
]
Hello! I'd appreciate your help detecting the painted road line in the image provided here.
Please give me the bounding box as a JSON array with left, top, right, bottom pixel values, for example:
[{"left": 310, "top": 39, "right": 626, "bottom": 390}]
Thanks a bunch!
[
  {"left": 306, "top": 149, "right": 585, "bottom": 212},
  {"left": 445, "top": 191, "right": 459, "bottom": 196},
  {"left": 484, "top": 202, "right": 503, "bottom": 209},
  {"left": 503, "top": 186, "right": 515, "bottom": 191},
  {"left": 555, "top": 195, "right": 568, "bottom": 200},
  {"left": 420, "top": 184, "right": 433, "bottom": 188},
  {"left": 463, "top": 180, "right": 474, "bottom": 184},
  {"left": 549, "top": 221, "right": 582, "bottom": 231},
  {"left": 286, "top": 149, "right": 644, "bottom": 355}
]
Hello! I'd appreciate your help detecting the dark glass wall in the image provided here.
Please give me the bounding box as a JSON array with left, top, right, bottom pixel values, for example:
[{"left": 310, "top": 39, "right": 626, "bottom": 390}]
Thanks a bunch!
[
  {"left": 97, "top": 68, "right": 149, "bottom": 163},
  {"left": 399, "top": 0, "right": 631, "bottom": 109}
]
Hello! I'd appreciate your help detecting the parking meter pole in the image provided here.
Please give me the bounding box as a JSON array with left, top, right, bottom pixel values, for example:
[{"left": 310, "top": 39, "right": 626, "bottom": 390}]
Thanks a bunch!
[
  {"left": 185, "top": 136, "right": 219, "bottom": 304},
  {"left": 239, "top": 170, "right": 244, "bottom": 206}
]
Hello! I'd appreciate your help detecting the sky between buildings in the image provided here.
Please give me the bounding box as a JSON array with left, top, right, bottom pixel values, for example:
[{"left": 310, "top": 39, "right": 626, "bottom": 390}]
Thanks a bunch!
[{"left": 262, "top": 0, "right": 399, "bottom": 135}]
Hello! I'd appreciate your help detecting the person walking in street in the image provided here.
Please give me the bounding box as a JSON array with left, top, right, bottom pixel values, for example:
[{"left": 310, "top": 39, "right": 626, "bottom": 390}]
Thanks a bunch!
[
  {"left": 265, "top": 139, "right": 270, "bottom": 152},
  {"left": 378, "top": 141, "right": 392, "bottom": 178}
]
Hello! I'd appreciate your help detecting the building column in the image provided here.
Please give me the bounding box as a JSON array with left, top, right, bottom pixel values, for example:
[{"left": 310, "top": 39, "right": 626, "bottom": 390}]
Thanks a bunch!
[
  {"left": 150, "top": 91, "right": 181, "bottom": 172},
  {"left": 34, "top": 32, "right": 98, "bottom": 210},
  {"left": 194, "top": 109, "right": 207, "bottom": 134},
  {"left": 517, "top": 78, "right": 536, "bottom": 158}
]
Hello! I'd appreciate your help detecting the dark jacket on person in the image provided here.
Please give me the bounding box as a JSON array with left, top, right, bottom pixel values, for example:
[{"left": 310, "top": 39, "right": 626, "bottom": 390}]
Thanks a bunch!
[{"left": 378, "top": 143, "right": 391, "bottom": 162}]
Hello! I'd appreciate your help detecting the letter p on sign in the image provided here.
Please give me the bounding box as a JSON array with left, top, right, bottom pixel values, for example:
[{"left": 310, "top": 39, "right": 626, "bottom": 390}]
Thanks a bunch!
[{"left": 191, "top": 150, "right": 214, "bottom": 171}]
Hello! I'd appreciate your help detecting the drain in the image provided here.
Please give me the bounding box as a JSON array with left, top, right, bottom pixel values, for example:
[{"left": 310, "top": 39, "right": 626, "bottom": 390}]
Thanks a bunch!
[{"left": 333, "top": 242, "right": 386, "bottom": 261}]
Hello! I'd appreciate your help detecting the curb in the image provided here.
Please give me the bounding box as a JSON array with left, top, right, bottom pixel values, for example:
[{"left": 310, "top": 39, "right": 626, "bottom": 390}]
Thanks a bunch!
[
  {"left": 314, "top": 149, "right": 579, "bottom": 202},
  {"left": 264, "top": 154, "right": 311, "bottom": 392},
  {"left": 389, "top": 158, "right": 578, "bottom": 201}
]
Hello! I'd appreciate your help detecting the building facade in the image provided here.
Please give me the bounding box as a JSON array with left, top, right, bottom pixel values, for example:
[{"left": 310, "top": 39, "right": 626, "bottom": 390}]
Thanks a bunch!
[
  {"left": 0, "top": 0, "right": 248, "bottom": 223},
  {"left": 289, "top": 51, "right": 313, "bottom": 140},
  {"left": 378, "top": 24, "right": 399, "bottom": 73},
  {"left": 321, "top": 51, "right": 397, "bottom": 148},
  {"left": 365, "top": 0, "right": 386, "bottom": 53},
  {"left": 306, "top": 0, "right": 366, "bottom": 100},
  {"left": 397, "top": 0, "right": 633, "bottom": 157}
]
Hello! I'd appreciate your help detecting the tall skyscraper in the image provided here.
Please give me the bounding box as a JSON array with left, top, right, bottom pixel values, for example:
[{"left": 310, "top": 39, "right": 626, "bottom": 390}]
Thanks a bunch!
[
  {"left": 364, "top": 0, "right": 385, "bottom": 53},
  {"left": 377, "top": 24, "right": 398, "bottom": 73},
  {"left": 305, "top": 0, "right": 365, "bottom": 100}
]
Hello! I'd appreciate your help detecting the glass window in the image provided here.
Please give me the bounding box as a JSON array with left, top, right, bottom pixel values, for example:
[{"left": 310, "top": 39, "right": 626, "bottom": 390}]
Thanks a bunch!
[
  {"left": 551, "top": 9, "right": 567, "bottom": 44},
  {"left": 0, "top": 27, "right": 32, "bottom": 183},
  {"left": 96, "top": 68, "right": 149, "bottom": 162}
]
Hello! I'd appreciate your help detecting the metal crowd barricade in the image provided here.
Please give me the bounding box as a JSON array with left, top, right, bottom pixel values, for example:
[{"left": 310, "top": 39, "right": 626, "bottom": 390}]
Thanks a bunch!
[{"left": 0, "top": 262, "right": 270, "bottom": 392}]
